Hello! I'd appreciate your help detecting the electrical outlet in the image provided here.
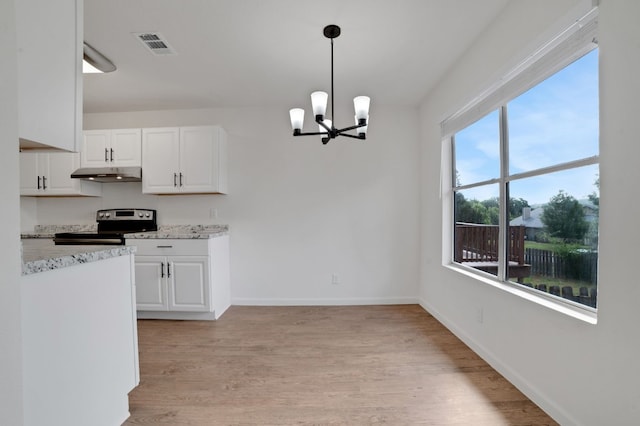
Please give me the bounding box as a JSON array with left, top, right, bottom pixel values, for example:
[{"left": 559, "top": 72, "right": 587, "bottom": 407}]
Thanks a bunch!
[{"left": 331, "top": 274, "right": 339, "bottom": 285}]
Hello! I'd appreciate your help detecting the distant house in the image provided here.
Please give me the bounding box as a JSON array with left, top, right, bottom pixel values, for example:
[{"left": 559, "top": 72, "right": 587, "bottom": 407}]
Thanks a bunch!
[
  {"left": 510, "top": 200, "right": 598, "bottom": 242},
  {"left": 510, "top": 207, "right": 544, "bottom": 241}
]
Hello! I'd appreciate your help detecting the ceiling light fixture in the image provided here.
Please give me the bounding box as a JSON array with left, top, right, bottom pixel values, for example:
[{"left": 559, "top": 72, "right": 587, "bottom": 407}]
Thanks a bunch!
[
  {"left": 289, "top": 25, "right": 370, "bottom": 145},
  {"left": 83, "top": 42, "right": 116, "bottom": 73}
]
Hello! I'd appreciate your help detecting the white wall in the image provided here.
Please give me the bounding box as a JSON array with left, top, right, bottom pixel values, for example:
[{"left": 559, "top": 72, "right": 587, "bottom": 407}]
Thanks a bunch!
[
  {"left": 0, "top": 0, "right": 24, "bottom": 424},
  {"left": 419, "top": 0, "right": 640, "bottom": 424},
  {"left": 28, "top": 105, "right": 421, "bottom": 305}
]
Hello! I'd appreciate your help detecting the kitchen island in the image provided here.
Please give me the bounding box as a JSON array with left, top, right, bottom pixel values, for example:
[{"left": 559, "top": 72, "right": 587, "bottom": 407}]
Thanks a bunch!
[{"left": 21, "top": 238, "right": 139, "bottom": 426}]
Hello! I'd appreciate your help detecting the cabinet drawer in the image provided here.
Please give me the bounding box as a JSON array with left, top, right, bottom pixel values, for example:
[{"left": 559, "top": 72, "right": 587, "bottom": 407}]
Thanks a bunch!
[{"left": 126, "top": 238, "right": 209, "bottom": 256}]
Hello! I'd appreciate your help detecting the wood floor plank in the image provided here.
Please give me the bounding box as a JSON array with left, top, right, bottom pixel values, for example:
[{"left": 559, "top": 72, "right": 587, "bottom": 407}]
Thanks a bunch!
[{"left": 124, "top": 305, "right": 557, "bottom": 425}]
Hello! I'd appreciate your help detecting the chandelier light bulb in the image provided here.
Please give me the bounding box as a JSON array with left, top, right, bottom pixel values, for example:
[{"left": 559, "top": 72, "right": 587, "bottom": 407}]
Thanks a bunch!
[
  {"left": 289, "top": 108, "right": 305, "bottom": 131},
  {"left": 353, "top": 96, "right": 370, "bottom": 121},
  {"left": 311, "top": 91, "right": 328, "bottom": 119}
]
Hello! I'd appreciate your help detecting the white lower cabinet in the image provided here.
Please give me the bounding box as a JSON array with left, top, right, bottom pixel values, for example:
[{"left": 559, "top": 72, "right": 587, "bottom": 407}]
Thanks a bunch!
[
  {"left": 127, "top": 237, "right": 230, "bottom": 320},
  {"left": 135, "top": 255, "right": 209, "bottom": 312}
]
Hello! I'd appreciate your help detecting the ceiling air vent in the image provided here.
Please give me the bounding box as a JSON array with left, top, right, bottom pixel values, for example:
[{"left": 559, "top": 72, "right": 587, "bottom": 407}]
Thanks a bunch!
[{"left": 133, "top": 32, "right": 176, "bottom": 55}]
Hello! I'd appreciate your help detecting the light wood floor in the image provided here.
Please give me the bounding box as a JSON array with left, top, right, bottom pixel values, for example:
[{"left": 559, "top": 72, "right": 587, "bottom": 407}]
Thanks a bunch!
[{"left": 124, "top": 305, "right": 557, "bottom": 425}]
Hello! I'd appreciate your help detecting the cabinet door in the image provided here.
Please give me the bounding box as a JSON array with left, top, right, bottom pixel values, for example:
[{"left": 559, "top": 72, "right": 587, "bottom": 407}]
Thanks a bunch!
[
  {"left": 142, "top": 128, "right": 180, "bottom": 194},
  {"left": 168, "top": 256, "right": 210, "bottom": 312},
  {"left": 82, "top": 130, "right": 110, "bottom": 167},
  {"left": 45, "top": 152, "right": 79, "bottom": 195},
  {"left": 179, "top": 126, "right": 220, "bottom": 193},
  {"left": 19, "top": 152, "right": 41, "bottom": 195},
  {"left": 16, "top": 0, "right": 82, "bottom": 151},
  {"left": 134, "top": 256, "right": 168, "bottom": 311},
  {"left": 111, "top": 129, "right": 142, "bottom": 167}
]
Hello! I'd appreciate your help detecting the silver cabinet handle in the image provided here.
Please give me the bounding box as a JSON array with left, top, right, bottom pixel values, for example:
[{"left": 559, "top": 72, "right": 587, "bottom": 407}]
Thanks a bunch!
[
  {"left": 110, "top": 148, "right": 114, "bottom": 162},
  {"left": 105, "top": 148, "right": 109, "bottom": 162}
]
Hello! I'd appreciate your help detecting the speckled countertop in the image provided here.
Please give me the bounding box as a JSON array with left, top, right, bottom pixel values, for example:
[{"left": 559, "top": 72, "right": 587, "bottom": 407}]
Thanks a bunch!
[
  {"left": 20, "top": 224, "right": 227, "bottom": 275},
  {"left": 21, "top": 238, "right": 135, "bottom": 276},
  {"left": 21, "top": 224, "right": 98, "bottom": 239},
  {"left": 125, "top": 224, "right": 229, "bottom": 239}
]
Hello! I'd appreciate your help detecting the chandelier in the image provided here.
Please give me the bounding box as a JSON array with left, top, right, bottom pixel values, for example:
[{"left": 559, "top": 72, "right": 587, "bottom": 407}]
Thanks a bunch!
[{"left": 289, "top": 25, "right": 370, "bottom": 145}]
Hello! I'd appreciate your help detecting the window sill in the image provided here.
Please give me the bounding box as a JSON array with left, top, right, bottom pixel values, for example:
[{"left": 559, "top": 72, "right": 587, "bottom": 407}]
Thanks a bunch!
[{"left": 444, "top": 263, "right": 598, "bottom": 325}]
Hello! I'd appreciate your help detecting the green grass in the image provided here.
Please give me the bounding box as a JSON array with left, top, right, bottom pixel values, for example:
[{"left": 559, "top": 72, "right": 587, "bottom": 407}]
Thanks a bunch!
[{"left": 524, "top": 241, "right": 590, "bottom": 252}]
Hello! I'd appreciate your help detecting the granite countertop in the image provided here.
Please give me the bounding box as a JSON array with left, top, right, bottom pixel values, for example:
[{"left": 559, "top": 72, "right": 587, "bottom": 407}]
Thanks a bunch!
[
  {"left": 21, "top": 238, "right": 135, "bottom": 276},
  {"left": 21, "top": 224, "right": 98, "bottom": 239},
  {"left": 125, "top": 224, "right": 229, "bottom": 239}
]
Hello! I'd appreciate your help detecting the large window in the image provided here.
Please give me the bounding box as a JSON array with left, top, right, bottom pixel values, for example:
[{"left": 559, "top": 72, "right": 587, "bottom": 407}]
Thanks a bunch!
[{"left": 446, "top": 12, "right": 599, "bottom": 311}]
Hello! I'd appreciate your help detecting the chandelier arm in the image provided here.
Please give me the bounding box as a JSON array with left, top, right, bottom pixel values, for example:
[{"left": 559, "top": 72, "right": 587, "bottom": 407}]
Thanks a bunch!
[
  {"left": 336, "top": 132, "right": 366, "bottom": 140},
  {"left": 335, "top": 123, "right": 367, "bottom": 133},
  {"left": 317, "top": 119, "right": 333, "bottom": 133},
  {"left": 293, "top": 130, "right": 329, "bottom": 136}
]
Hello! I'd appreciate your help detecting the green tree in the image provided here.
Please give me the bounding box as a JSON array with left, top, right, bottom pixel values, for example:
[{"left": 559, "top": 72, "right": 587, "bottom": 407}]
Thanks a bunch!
[
  {"left": 586, "top": 176, "right": 600, "bottom": 247},
  {"left": 509, "top": 197, "right": 530, "bottom": 220},
  {"left": 541, "top": 190, "right": 589, "bottom": 242},
  {"left": 456, "top": 194, "right": 529, "bottom": 225},
  {"left": 455, "top": 193, "right": 490, "bottom": 224},
  {"left": 588, "top": 176, "right": 599, "bottom": 208}
]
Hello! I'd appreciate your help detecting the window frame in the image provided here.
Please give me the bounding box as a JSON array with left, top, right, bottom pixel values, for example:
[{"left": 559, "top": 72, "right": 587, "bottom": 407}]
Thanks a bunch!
[{"left": 442, "top": 9, "right": 599, "bottom": 322}]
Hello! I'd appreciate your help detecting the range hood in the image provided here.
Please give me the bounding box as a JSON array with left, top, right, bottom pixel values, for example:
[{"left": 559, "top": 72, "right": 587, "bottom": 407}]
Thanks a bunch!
[{"left": 71, "top": 167, "right": 142, "bottom": 182}]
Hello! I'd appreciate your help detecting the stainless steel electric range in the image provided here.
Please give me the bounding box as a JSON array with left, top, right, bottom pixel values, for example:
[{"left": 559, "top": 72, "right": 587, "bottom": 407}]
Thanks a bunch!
[{"left": 53, "top": 208, "right": 157, "bottom": 245}]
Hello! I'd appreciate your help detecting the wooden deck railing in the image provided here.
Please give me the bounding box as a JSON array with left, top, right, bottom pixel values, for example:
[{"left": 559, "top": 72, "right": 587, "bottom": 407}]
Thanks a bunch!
[{"left": 454, "top": 223, "right": 526, "bottom": 265}]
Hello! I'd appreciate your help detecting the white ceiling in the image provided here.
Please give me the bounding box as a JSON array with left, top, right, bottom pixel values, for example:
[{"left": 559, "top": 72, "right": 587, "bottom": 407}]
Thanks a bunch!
[{"left": 83, "top": 0, "right": 510, "bottom": 114}]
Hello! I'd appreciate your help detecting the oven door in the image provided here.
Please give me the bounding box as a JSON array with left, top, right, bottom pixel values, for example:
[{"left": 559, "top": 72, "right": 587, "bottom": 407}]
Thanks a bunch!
[{"left": 53, "top": 232, "right": 125, "bottom": 245}]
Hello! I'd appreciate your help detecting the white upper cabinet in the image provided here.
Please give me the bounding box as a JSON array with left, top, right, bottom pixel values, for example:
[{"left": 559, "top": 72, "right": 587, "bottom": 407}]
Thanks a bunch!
[
  {"left": 142, "top": 126, "right": 228, "bottom": 194},
  {"left": 20, "top": 152, "right": 102, "bottom": 197},
  {"left": 82, "top": 129, "right": 142, "bottom": 167},
  {"left": 16, "top": 0, "right": 82, "bottom": 151}
]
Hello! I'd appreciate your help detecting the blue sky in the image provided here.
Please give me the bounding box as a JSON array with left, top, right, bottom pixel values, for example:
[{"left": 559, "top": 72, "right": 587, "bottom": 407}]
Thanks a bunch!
[{"left": 454, "top": 49, "right": 599, "bottom": 206}]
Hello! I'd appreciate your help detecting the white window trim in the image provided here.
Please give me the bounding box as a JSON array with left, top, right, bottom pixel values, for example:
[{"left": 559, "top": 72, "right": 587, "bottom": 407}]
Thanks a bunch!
[{"left": 440, "top": 8, "right": 599, "bottom": 324}]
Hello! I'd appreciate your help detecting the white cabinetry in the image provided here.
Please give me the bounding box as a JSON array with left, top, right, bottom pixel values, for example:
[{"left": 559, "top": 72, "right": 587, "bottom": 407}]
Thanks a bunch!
[
  {"left": 16, "top": 0, "right": 82, "bottom": 151},
  {"left": 126, "top": 237, "right": 230, "bottom": 320},
  {"left": 82, "top": 129, "right": 142, "bottom": 167},
  {"left": 142, "top": 126, "right": 228, "bottom": 194},
  {"left": 20, "top": 152, "right": 101, "bottom": 197}
]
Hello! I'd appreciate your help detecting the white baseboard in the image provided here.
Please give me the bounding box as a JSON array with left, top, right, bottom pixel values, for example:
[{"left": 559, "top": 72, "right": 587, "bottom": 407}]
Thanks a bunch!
[
  {"left": 417, "top": 298, "right": 577, "bottom": 426},
  {"left": 231, "top": 297, "right": 419, "bottom": 306}
]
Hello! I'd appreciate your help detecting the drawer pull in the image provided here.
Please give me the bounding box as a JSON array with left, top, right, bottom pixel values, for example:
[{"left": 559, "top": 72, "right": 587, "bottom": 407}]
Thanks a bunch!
[{"left": 156, "top": 245, "right": 173, "bottom": 248}]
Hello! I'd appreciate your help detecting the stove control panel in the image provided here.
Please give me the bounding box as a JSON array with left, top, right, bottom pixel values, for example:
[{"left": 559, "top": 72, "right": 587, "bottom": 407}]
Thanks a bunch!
[{"left": 96, "top": 209, "right": 156, "bottom": 221}]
